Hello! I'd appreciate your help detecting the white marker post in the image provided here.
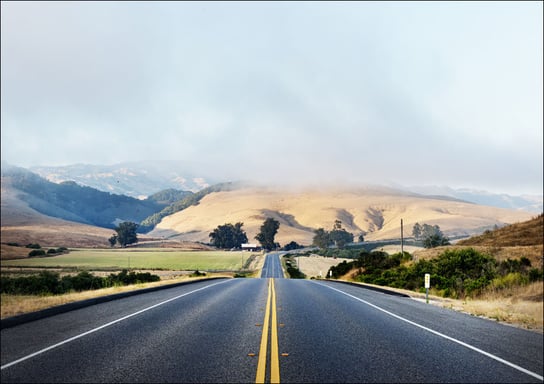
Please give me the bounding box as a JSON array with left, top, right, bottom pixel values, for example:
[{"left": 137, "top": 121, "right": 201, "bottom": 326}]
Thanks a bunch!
[{"left": 424, "top": 273, "right": 430, "bottom": 304}]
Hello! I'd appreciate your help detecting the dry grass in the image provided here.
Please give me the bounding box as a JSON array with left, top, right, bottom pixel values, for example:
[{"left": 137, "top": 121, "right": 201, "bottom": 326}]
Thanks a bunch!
[
  {"left": 149, "top": 186, "right": 533, "bottom": 245},
  {"left": 458, "top": 214, "right": 543, "bottom": 247},
  {"left": 346, "top": 280, "right": 543, "bottom": 333},
  {"left": 413, "top": 245, "right": 543, "bottom": 267}
]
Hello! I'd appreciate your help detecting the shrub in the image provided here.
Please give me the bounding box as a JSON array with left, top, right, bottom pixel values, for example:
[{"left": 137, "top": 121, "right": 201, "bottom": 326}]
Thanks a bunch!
[
  {"left": 528, "top": 268, "right": 543, "bottom": 282},
  {"left": 286, "top": 266, "right": 305, "bottom": 279},
  {"left": 489, "top": 273, "right": 529, "bottom": 290},
  {"left": 1, "top": 270, "right": 161, "bottom": 295},
  {"left": 28, "top": 249, "right": 46, "bottom": 257},
  {"left": 26, "top": 243, "right": 41, "bottom": 249}
]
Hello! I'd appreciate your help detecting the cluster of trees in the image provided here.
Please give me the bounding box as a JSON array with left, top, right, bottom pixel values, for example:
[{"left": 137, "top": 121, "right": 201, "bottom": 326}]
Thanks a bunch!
[
  {"left": 327, "top": 248, "right": 542, "bottom": 299},
  {"left": 1, "top": 269, "right": 160, "bottom": 295},
  {"left": 208, "top": 218, "right": 281, "bottom": 251},
  {"left": 412, "top": 223, "right": 450, "bottom": 248},
  {"left": 313, "top": 220, "right": 354, "bottom": 249},
  {"left": 209, "top": 223, "right": 248, "bottom": 249}
]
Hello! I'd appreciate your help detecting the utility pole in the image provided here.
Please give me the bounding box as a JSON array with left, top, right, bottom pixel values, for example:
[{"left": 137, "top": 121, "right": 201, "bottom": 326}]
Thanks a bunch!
[{"left": 401, "top": 218, "right": 404, "bottom": 256}]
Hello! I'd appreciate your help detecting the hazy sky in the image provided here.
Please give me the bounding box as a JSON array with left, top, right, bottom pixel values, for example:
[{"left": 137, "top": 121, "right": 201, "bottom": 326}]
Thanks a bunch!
[{"left": 1, "top": 1, "right": 542, "bottom": 195}]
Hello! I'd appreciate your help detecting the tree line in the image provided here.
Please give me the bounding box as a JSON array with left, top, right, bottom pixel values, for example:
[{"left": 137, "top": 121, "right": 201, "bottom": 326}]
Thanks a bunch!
[{"left": 111, "top": 218, "right": 450, "bottom": 251}]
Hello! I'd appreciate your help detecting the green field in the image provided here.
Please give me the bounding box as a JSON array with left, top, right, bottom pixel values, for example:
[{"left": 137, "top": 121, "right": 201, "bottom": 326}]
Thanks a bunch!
[{"left": 1, "top": 249, "right": 258, "bottom": 271}]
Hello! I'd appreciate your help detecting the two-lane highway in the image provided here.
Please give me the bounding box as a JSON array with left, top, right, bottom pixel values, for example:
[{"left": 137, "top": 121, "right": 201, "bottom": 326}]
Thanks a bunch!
[
  {"left": 260, "top": 252, "right": 284, "bottom": 278},
  {"left": 2, "top": 254, "right": 542, "bottom": 383}
]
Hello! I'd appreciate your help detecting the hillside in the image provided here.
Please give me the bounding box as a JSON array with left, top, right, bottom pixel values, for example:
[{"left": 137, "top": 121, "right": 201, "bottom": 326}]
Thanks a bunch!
[
  {"left": 1, "top": 181, "right": 114, "bottom": 249},
  {"left": 412, "top": 214, "right": 543, "bottom": 268},
  {"left": 149, "top": 185, "right": 535, "bottom": 246},
  {"left": 28, "top": 161, "right": 214, "bottom": 198},
  {"left": 456, "top": 214, "right": 543, "bottom": 247},
  {"left": 1, "top": 165, "right": 174, "bottom": 229}
]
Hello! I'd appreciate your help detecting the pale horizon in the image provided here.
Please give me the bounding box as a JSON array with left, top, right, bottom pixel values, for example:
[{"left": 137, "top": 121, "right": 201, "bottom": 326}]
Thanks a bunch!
[{"left": 2, "top": 2, "right": 542, "bottom": 196}]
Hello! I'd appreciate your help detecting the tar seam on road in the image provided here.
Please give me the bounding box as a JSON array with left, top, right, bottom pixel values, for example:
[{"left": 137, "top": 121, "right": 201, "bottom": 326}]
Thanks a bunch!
[
  {"left": 1, "top": 279, "right": 232, "bottom": 371},
  {"left": 256, "top": 278, "right": 280, "bottom": 383},
  {"left": 318, "top": 282, "right": 544, "bottom": 382}
]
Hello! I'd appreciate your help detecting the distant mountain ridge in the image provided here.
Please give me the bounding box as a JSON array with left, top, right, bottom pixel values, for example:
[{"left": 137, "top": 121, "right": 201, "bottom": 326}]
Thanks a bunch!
[
  {"left": 395, "top": 185, "right": 542, "bottom": 214},
  {"left": 19, "top": 161, "right": 542, "bottom": 213},
  {"left": 28, "top": 161, "right": 215, "bottom": 199},
  {"left": 1, "top": 164, "right": 184, "bottom": 229}
]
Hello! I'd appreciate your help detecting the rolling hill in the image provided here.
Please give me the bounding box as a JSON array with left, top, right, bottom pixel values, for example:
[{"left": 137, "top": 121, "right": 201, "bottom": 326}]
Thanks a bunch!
[
  {"left": 148, "top": 185, "right": 535, "bottom": 246},
  {"left": 1, "top": 179, "right": 114, "bottom": 249},
  {"left": 1, "top": 164, "right": 190, "bottom": 229},
  {"left": 1, "top": 165, "right": 538, "bottom": 250}
]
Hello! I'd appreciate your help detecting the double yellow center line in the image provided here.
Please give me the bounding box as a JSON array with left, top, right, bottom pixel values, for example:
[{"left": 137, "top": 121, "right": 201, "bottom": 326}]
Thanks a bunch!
[{"left": 256, "top": 278, "right": 280, "bottom": 383}]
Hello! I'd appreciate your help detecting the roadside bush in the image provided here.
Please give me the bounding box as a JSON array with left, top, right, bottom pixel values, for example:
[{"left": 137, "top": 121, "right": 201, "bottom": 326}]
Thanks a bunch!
[
  {"left": 1, "top": 269, "right": 161, "bottom": 295},
  {"left": 26, "top": 243, "right": 41, "bottom": 249},
  {"left": 489, "top": 272, "right": 529, "bottom": 291},
  {"left": 528, "top": 268, "right": 543, "bottom": 282},
  {"left": 286, "top": 266, "right": 305, "bottom": 279},
  {"left": 348, "top": 247, "right": 502, "bottom": 299}
]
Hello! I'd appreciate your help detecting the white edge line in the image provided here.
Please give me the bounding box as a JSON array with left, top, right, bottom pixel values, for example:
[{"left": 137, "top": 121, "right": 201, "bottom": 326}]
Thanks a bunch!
[
  {"left": 318, "top": 282, "right": 544, "bottom": 382},
  {"left": 1, "top": 279, "right": 231, "bottom": 370}
]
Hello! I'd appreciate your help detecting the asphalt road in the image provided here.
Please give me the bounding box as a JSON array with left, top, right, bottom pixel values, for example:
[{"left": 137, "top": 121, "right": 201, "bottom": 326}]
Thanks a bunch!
[
  {"left": 260, "top": 252, "right": 284, "bottom": 278},
  {"left": 2, "top": 254, "right": 542, "bottom": 383}
]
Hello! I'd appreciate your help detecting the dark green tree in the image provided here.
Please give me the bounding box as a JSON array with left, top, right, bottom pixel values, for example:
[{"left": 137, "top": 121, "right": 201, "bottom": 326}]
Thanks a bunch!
[
  {"left": 255, "top": 218, "right": 280, "bottom": 250},
  {"left": 283, "top": 241, "right": 303, "bottom": 251},
  {"left": 114, "top": 222, "right": 139, "bottom": 247},
  {"left": 312, "top": 228, "right": 330, "bottom": 249},
  {"left": 209, "top": 222, "right": 248, "bottom": 249},
  {"left": 108, "top": 234, "right": 118, "bottom": 247},
  {"left": 329, "top": 220, "right": 353, "bottom": 249}
]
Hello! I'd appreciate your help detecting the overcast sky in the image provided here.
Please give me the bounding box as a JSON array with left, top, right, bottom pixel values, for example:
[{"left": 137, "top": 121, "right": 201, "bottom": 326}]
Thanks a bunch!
[{"left": 1, "top": 1, "right": 542, "bottom": 195}]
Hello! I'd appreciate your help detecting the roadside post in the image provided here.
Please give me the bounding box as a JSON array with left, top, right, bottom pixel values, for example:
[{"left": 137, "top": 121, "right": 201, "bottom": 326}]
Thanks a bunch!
[{"left": 424, "top": 273, "right": 430, "bottom": 304}]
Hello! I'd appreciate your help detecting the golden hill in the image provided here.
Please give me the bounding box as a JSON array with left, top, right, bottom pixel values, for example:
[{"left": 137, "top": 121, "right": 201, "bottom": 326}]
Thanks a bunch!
[
  {"left": 149, "top": 185, "right": 535, "bottom": 246},
  {"left": 457, "top": 213, "right": 543, "bottom": 247}
]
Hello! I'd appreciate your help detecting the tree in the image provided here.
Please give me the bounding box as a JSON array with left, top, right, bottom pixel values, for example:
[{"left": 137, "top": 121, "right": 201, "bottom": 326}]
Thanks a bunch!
[
  {"left": 329, "top": 220, "right": 353, "bottom": 249},
  {"left": 114, "top": 222, "right": 139, "bottom": 247},
  {"left": 412, "top": 223, "right": 422, "bottom": 240},
  {"left": 209, "top": 222, "right": 248, "bottom": 249},
  {"left": 108, "top": 234, "right": 118, "bottom": 247},
  {"left": 255, "top": 218, "right": 280, "bottom": 250},
  {"left": 421, "top": 224, "right": 450, "bottom": 248},
  {"left": 283, "top": 241, "right": 303, "bottom": 251},
  {"left": 312, "top": 228, "right": 330, "bottom": 249}
]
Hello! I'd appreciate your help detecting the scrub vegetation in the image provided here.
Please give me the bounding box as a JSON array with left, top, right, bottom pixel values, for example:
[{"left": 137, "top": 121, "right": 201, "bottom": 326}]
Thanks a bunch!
[
  {"left": 1, "top": 269, "right": 160, "bottom": 295},
  {"left": 327, "top": 248, "right": 541, "bottom": 299}
]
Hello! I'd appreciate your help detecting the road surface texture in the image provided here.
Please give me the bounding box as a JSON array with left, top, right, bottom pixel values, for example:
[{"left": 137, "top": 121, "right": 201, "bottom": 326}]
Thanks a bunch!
[{"left": 2, "top": 254, "right": 542, "bottom": 383}]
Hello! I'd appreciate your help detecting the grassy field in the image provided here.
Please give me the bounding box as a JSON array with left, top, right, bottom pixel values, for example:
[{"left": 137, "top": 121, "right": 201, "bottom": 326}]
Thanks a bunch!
[{"left": 0, "top": 249, "right": 259, "bottom": 271}]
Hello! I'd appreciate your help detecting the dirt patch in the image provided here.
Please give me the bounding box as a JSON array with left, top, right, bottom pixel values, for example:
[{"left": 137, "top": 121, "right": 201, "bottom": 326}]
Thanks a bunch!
[{"left": 297, "top": 255, "right": 352, "bottom": 278}]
